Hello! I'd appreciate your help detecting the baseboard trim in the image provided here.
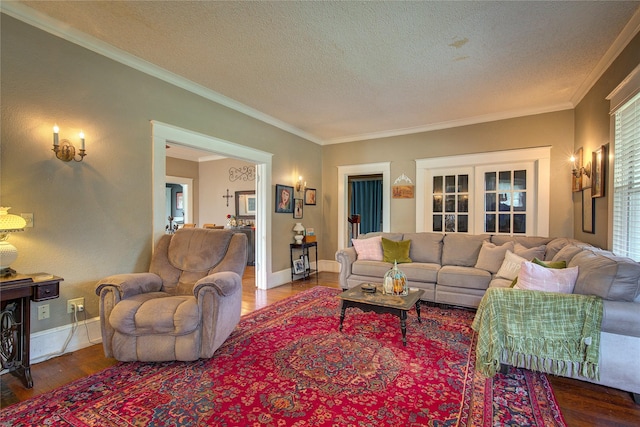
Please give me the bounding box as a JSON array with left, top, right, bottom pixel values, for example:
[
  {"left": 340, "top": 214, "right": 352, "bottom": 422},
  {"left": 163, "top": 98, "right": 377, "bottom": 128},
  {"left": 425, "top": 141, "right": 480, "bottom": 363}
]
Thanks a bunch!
[{"left": 30, "top": 316, "right": 102, "bottom": 364}]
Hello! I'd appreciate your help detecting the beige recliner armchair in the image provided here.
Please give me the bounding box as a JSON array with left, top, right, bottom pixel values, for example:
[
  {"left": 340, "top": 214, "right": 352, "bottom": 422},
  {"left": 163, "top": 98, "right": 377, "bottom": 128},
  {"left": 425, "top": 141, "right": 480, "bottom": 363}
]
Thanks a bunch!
[{"left": 95, "top": 228, "right": 247, "bottom": 362}]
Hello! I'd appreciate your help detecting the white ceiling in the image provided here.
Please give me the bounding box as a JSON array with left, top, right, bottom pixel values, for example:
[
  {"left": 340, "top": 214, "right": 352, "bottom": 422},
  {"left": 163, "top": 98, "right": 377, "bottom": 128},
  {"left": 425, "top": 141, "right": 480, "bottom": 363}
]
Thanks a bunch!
[{"left": 4, "top": 1, "right": 640, "bottom": 148}]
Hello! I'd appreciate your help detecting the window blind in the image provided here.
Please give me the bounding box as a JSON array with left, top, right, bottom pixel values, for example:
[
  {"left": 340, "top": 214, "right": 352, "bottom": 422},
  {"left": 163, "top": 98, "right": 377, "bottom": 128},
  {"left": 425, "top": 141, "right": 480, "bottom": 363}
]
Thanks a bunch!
[{"left": 612, "top": 91, "right": 640, "bottom": 261}]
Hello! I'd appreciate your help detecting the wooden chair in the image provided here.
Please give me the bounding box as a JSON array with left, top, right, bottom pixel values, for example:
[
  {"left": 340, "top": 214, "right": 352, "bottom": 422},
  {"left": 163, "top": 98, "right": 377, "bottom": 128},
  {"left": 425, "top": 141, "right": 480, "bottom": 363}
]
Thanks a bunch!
[{"left": 182, "top": 223, "right": 196, "bottom": 228}]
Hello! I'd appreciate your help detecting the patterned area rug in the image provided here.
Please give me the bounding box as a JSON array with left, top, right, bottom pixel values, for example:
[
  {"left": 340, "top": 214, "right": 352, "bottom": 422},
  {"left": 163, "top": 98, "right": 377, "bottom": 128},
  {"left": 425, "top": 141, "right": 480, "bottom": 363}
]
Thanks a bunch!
[{"left": 1, "top": 287, "right": 566, "bottom": 426}]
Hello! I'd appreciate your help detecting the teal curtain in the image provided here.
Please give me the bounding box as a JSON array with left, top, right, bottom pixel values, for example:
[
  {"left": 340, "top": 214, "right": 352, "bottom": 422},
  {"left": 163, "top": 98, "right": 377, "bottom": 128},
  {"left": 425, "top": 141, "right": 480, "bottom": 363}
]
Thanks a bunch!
[{"left": 350, "top": 179, "right": 383, "bottom": 234}]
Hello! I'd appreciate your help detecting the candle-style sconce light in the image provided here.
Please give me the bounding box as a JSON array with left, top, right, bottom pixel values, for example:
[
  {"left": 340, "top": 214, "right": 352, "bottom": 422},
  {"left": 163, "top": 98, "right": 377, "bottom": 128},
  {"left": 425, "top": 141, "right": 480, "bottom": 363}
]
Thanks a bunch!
[{"left": 52, "top": 125, "right": 86, "bottom": 162}]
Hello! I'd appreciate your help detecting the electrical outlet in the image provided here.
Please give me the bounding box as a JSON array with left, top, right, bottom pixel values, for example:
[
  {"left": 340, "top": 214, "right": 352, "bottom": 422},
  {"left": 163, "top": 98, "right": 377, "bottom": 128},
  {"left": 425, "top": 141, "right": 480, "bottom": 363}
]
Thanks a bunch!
[
  {"left": 37, "top": 304, "right": 50, "bottom": 320},
  {"left": 67, "top": 297, "right": 85, "bottom": 314},
  {"left": 21, "top": 213, "right": 34, "bottom": 228}
]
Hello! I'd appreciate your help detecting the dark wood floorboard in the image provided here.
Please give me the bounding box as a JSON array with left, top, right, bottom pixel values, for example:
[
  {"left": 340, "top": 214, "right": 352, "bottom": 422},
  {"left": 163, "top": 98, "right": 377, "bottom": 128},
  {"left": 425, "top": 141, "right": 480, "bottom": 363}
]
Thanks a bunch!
[{"left": 2, "top": 268, "right": 638, "bottom": 426}]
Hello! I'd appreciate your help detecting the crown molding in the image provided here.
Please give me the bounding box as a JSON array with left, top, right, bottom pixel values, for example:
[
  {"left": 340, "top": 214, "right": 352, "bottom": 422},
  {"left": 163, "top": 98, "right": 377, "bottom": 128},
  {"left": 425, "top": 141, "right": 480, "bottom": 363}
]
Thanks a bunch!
[
  {"left": 324, "top": 103, "right": 573, "bottom": 145},
  {"left": 571, "top": 6, "right": 640, "bottom": 106},
  {"left": 1, "top": 2, "right": 324, "bottom": 145}
]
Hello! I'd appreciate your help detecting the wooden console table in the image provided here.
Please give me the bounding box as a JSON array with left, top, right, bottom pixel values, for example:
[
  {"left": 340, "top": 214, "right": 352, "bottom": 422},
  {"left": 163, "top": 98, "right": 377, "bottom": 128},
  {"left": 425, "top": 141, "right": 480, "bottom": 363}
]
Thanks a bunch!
[{"left": 0, "top": 273, "right": 62, "bottom": 388}]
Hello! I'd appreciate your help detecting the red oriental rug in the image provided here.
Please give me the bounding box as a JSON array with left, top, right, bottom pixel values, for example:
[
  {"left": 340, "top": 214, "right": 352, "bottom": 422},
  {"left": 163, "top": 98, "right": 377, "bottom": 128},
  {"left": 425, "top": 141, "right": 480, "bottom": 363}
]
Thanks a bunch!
[{"left": 1, "top": 287, "right": 566, "bottom": 426}]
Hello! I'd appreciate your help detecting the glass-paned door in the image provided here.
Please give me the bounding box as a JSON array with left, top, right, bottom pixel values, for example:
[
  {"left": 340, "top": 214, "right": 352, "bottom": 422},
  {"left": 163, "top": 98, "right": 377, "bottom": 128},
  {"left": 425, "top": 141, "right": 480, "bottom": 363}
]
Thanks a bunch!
[
  {"left": 431, "top": 171, "right": 471, "bottom": 232},
  {"left": 476, "top": 164, "right": 534, "bottom": 234}
]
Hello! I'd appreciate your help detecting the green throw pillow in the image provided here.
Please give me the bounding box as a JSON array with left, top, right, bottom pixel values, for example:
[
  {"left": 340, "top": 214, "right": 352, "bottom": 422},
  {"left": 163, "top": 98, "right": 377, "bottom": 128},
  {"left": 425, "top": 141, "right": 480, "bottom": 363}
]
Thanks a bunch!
[
  {"left": 382, "top": 238, "right": 412, "bottom": 263},
  {"left": 511, "top": 257, "right": 567, "bottom": 287},
  {"left": 532, "top": 257, "right": 567, "bottom": 269}
]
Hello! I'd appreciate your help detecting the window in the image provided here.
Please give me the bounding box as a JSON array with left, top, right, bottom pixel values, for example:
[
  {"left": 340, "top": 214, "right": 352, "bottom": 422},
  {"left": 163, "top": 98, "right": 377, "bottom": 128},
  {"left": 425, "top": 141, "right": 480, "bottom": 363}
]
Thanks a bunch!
[
  {"left": 432, "top": 173, "right": 469, "bottom": 232},
  {"left": 611, "top": 91, "right": 640, "bottom": 261},
  {"left": 416, "top": 148, "right": 550, "bottom": 236}
]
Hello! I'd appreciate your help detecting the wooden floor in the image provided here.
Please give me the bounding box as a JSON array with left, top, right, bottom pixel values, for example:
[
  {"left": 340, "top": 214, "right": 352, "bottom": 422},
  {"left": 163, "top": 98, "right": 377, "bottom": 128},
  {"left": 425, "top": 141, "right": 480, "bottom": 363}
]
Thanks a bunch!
[{"left": 2, "top": 268, "right": 639, "bottom": 426}]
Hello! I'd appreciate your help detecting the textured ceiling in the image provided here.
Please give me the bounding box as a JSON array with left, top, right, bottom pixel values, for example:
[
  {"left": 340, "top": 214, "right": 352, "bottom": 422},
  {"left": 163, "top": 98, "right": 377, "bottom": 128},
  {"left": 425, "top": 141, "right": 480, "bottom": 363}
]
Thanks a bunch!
[{"left": 5, "top": 1, "right": 640, "bottom": 146}]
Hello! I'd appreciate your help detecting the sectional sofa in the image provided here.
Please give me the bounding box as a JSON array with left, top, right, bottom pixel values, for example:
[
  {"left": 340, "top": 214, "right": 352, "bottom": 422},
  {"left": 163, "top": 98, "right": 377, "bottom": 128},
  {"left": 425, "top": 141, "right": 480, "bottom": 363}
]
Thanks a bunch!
[{"left": 335, "top": 232, "right": 640, "bottom": 401}]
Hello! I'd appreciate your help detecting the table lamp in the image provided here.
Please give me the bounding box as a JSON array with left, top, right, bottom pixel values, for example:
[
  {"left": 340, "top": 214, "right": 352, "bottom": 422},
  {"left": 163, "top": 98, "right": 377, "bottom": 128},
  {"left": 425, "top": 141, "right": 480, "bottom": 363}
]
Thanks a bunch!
[
  {"left": 292, "top": 222, "right": 305, "bottom": 244},
  {"left": 0, "top": 207, "right": 27, "bottom": 277}
]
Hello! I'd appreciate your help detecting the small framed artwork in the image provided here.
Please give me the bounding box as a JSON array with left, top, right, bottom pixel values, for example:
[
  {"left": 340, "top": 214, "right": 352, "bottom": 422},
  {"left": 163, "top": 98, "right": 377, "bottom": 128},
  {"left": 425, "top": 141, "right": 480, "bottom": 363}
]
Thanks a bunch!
[
  {"left": 592, "top": 145, "right": 607, "bottom": 198},
  {"left": 293, "top": 198, "right": 303, "bottom": 219},
  {"left": 275, "top": 184, "right": 294, "bottom": 213},
  {"left": 301, "top": 254, "right": 310, "bottom": 271},
  {"left": 176, "top": 192, "right": 184, "bottom": 210},
  {"left": 392, "top": 185, "right": 414, "bottom": 199},
  {"left": 582, "top": 187, "right": 594, "bottom": 233},
  {"left": 304, "top": 188, "right": 317, "bottom": 205},
  {"left": 293, "top": 258, "right": 305, "bottom": 274}
]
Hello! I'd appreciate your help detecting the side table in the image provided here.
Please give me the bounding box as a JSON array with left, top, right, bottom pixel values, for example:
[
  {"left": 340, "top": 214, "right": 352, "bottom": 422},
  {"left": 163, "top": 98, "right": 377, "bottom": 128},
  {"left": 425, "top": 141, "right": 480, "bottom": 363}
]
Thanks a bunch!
[
  {"left": 0, "top": 273, "right": 63, "bottom": 388},
  {"left": 290, "top": 241, "right": 318, "bottom": 282}
]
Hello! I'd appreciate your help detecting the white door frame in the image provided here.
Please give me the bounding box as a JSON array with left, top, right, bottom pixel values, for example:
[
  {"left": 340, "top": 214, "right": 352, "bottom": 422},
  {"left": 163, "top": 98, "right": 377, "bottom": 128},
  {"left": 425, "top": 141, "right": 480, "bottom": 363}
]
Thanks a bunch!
[
  {"left": 337, "top": 162, "right": 391, "bottom": 250},
  {"left": 152, "top": 121, "right": 273, "bottom": 289}
]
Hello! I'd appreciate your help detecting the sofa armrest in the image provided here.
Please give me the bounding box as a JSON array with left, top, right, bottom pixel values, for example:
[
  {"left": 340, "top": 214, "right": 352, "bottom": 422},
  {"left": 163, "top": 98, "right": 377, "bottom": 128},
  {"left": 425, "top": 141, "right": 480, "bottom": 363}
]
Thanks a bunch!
[
  {"left": 336, "top": 247, "right": 357, "bottom": 289},
  {"left": 95, "top": 273, "right": 163, "bottom": 298},
  {"left": 602, "top": 300, "right": 640, "bottom": 338},
  {"left": 193, "top": 271, "right": 242, "bottom": 298}
]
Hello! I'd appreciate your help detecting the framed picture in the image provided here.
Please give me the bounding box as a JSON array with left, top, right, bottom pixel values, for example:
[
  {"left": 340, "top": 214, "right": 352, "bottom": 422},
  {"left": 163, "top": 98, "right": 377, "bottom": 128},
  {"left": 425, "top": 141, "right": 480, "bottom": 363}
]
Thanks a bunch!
[
  {"left": 176, "top": 192, "right": 184, "bottom": 210},
  {"left": 304, "top": 188, "right": 317, "bottom": 205},
  {"left": 235, "top": 190, "right": 256, "bottom": 219},
  {"left": 392, "top": 185, "right": 414, "bottom": 199},
  {"left": 275, "top": 184, "right": 294, "bottom": 213},
  {"left": 582, "top": 187, "right": 594, "bottom": 233},
  {"left": 294, "top": 198, "right": 303, "bottom": 219},
  {"left": 592, "top": 145, "right": 607, "bottom": 198},
  {"left": 293, "top": 258, "right": 305, "bottom": 274},
  {"left": 301, "top": 254, "right": 310, "bottom": 271}
]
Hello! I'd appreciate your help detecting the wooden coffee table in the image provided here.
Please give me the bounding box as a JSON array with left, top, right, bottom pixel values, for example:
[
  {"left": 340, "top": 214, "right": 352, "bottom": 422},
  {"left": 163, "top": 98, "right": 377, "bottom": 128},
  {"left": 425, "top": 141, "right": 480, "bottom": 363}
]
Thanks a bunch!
[{"left": 338, "top": 283, "right": 425, "bottom": 346}]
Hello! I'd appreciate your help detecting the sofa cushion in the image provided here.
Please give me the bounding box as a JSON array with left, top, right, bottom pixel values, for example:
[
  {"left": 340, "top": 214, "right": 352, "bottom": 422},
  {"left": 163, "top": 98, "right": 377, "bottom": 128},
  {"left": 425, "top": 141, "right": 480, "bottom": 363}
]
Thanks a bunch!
[
  {"left": 514, "top": 261, "right": 578, "bottom": 294},
  {"left": 514, "top": 243, "right": 546, "bottom": 260},
  {"left": 404, "top": 232, "right": 443, "bottom": 264},
  {"left": 382, "top": 238, "right": 412, "bottom": 263},
  {"left": 475, "top": 241, "right": 515, "bottom": 273},
  {"left": 442, "top": 234, "right": 488, "bottom": 267},
  {"left": 570, "top": 250, "right": 640, "bottom": 302},
  {"left": 552, "top": 244, "right": 585, "bottom": 264},
  {"left": 400, "top": 263, "right": 439, "bottom": 283},
  {"left": 352, "top": 260, "right": 393, "bottom": 278},
  {"left": 495, "top": 250, "right": 528, "bottom": 280},
  {"left": 351, "top": 236, "right": 383, "bottom": 261},
  {"left": 544, "top": 237, "right": 573, "bottom": 261},
  {"left": 438, "top": 265, "right": 491, "bottom": 290},
  {"left": 491, "top": 235, "right": 553, "bottom": 248}
]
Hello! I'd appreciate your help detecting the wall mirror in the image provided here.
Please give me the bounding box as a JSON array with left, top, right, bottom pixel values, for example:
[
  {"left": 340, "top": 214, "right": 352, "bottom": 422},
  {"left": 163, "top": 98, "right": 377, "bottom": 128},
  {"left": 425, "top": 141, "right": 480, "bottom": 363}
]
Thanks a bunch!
[{"left": 235, "top": 190, "right": 256, "bottom": 220}]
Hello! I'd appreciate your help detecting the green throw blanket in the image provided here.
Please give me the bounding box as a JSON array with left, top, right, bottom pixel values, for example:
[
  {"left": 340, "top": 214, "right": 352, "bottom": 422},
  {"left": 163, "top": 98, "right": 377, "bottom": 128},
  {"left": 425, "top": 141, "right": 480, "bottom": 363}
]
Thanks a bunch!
[{"left": 471, "top": 287, "right": 603, "bottom": 380}]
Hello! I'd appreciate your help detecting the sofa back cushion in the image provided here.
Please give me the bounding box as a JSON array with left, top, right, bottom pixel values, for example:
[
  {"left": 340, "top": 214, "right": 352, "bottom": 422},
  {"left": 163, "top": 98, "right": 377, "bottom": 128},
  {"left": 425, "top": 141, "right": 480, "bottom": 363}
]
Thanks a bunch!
[
  {"left": 474, "top": 241, "right": 515, "bottom": 273},
  {"left": 442, "top": 234, "right": 488, "bottom": 267},
  {"left": 570, "top": 250, "right": 640, "bottom": 302},
  {"left": 403, "top": 232, "right": 443, "bottom": 264}
]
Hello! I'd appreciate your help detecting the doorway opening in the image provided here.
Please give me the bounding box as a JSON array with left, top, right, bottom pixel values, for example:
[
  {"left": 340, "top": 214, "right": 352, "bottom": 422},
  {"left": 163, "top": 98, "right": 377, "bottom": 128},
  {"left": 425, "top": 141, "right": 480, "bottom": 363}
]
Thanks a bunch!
[
  {"left": 152, "top": 121, "right": 273, "bottom": 289},
  {"left": 165, "top": 176, "right": 193, "bottom": 231},
  {"left": 348, "top": 174, "right": 383, "bottom": 239},
  {"left": 337, "top": 162, "right": 391, "bottom": 250}
]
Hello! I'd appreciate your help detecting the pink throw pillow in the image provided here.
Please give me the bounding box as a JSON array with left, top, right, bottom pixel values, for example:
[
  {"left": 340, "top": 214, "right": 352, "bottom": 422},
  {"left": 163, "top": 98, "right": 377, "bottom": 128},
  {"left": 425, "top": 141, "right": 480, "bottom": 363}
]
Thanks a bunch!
[
  {"left": 351, "top": 236, "right": 383, "bottom": 261},
  {"left": 514, "top": 261, "right": 579, "bottom": 294}
]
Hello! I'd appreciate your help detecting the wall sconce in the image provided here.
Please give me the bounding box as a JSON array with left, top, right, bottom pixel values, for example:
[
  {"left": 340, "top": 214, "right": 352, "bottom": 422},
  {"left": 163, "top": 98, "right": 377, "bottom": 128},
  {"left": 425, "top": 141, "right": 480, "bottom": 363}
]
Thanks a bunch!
[
  {"left": 295, "top": 176, "right": 306, "bottom": 192},
  {"left": 52, "top": 125, "right": 87, "bottom": 162},
  {"left": 570, "top": 154, "right": 592, "bottom": 178},
  {"left": 0, "top": 207, "right": 26, "bottom": 277}
]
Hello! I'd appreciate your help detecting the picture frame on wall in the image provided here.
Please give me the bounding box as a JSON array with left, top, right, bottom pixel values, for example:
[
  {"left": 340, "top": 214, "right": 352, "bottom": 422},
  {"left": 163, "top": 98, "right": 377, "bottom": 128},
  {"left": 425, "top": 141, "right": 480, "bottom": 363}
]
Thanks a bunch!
[
  {"left": 275, "top": 184, "right": 294, "bottom": 213},
  {"left": 582, "top": 187, "right": 594, "bottom": 233},
  {"left": 592, "top": 145, "right": 607, "bottom": 198},
  {"left": 293, "top": 198, "right": 303, "bottom": 219},
  {"left": 304, "top": 188, "right": 317, "bottom": 205},
  {"left": 176, "top": 192, "right": 184, "bottom": 210}
]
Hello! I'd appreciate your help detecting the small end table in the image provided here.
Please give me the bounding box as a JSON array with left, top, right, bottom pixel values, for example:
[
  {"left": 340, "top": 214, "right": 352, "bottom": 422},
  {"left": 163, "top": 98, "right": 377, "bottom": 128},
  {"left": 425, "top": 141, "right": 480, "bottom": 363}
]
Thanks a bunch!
[
  {"left": 290, "top": 241, "right": 318, "bottom": 282},
  {"left": 1, "top": 273, "right": 63, "bottom": 388}
]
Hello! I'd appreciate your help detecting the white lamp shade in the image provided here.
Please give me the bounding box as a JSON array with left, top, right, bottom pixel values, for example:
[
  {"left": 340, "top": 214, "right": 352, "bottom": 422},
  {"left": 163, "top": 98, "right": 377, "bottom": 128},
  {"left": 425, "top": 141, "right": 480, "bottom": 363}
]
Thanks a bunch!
[
  {"left": 0, "top": 207, "right": 26, "bottom": 232},
  {"left": 292, "top": 222, "right": 305, "bottom": 233}
]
